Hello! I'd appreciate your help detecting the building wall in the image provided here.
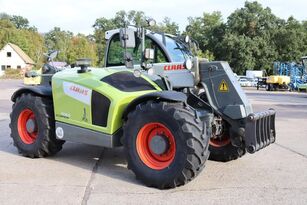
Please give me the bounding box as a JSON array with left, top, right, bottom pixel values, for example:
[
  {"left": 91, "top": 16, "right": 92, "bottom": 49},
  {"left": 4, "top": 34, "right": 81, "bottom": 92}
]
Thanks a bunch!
[{"left": 0, "top": 44, "right": 29, "bottom": 76}]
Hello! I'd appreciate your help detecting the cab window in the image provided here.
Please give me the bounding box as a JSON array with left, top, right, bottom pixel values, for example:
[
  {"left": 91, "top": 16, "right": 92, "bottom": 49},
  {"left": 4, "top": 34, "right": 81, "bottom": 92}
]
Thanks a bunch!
[
  {"left": 153, "top": 33, "right": 193, "bottom": 62},
  {"left": 106, "top": 34, "right": 167, "bottom": 67}
]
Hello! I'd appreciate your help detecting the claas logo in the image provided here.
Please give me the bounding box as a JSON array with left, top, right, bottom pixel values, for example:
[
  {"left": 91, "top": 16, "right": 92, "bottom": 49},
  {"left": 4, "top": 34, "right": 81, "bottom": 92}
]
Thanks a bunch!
[
  {"left": 69, "top": 85, "right": 89, "bottom": 96},
  {"left": 164, "top": 64, "right": 185, "bottom": 71}
]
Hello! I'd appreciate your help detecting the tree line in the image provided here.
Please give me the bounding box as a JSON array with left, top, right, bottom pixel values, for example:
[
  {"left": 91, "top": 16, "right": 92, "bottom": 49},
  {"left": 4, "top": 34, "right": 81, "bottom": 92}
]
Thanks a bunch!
[{"left": 0, "top": 1, "right": 306, "bottom": 74}]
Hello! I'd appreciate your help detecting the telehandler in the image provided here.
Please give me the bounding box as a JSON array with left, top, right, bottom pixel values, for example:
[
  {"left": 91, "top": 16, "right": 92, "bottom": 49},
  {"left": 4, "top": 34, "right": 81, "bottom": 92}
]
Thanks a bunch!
[{"left": 10, "top": 20, "right": 276, "bottom": 189}]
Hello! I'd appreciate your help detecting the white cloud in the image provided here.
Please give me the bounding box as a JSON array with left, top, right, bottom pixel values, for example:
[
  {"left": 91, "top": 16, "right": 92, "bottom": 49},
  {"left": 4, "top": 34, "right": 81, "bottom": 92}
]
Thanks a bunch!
[{"left": 0, "top": 0, "right": 306, "bottom": 35}]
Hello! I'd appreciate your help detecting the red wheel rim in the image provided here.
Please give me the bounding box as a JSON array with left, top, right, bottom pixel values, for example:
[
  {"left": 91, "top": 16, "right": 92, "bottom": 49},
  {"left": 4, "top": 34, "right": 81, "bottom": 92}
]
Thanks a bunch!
[
  {"left": 136, "top": 122, "right": 176, "bottom": 170},
  {"left": 17, "top": 109, "right": 38, "bottom": 144},
  {"left": 209, "top": 137, "right": 231, "bottom": 147}
]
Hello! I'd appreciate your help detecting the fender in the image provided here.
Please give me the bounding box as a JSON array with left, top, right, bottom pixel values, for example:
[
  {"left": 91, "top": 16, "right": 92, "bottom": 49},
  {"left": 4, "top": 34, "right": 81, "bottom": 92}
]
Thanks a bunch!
[
  {"left": 122, "top": 91, "right": 187, "bottom": 119},
  {"left": 11, "top": 86, "right": 52, "bottom": 102}
]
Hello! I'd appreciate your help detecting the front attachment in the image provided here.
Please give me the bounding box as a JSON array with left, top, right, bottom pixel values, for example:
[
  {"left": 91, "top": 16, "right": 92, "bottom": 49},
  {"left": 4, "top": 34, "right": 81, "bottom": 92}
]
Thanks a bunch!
[{"left": 245, "top": 109, "right": 276, "bottom": 153}]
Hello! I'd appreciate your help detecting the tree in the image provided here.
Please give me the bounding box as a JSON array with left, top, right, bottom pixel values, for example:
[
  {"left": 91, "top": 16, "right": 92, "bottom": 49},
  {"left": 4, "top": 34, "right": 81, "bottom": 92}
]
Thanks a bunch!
[
  {"left": 10, "top": 15, "right": 29, "bottom": 29},
  {"left": 67, "top": 34, "right": 97, "bottom": 66},
  {"left": 151, "top": 17, "right": 179, "bottom": 35},
  {"left": 92, "top": 18, "right": 115, "bottom": 65},
  {"left": 127, "top": 10, "right": 147, "bottom": 26},
  {"left": 0, "top": 17, "right": 46, "bottom": 68},
  {"left": 44, "top": 27, "right": 73, "bottom": 61},
  {"left": 0, "top": 12, "right": 11, "bottom": 20},
  {"left": 186, "top": 11, "right": 223, "bottom": 50},
  {"left": 273, "top": 17, "right": 307, "bottom": 62},
  {"left": 221, "top": 1, "right": 281, "bottom": 73},
  {"left": 185, "top": 12, "right": 224, "bottom": 60},
  {"left": 44, "top": 28, "right": 98, "bottom": 65},
  {"left": 1, "top": 5, "right": 306, "bottom": 74},
  {"left": 184, "top": 1, "right": 285, "bottom": 74},
  {"left": 227, "top": 2, "right": 279, "bottom": 38}
]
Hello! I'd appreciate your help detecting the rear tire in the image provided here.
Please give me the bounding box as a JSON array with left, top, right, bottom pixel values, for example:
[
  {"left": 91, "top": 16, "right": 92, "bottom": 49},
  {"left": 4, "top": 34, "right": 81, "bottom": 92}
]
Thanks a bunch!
[
  {"left": 10, "top": 93, "right": 64, "bottom": 158},
  {"left": 209, "top": 122, "right": 245, "bottom": 162},
  {"left": 196, "top": 91, "right": 245, "bottom": 162},
  {"left": 209, "top": 140, "right": 245, "bottom": 162},
  {"left": 124, "top": 101, "right": 210, "bottom": 189}
]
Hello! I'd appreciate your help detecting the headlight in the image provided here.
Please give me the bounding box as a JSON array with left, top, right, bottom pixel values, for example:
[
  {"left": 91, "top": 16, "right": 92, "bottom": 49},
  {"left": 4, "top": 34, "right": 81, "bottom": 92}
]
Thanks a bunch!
[
  {"left": 185, "top": 35, "right": 190, "bottom": 43},
  {"left": 133, "top": 69, "right": 141, "bottom": 77},
  {"left": 184, "top": 59, "right": 193, "bottom": 70}
]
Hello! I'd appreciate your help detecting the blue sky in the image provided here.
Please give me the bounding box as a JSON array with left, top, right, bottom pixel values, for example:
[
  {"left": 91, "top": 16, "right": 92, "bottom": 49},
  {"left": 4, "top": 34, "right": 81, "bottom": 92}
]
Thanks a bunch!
[{"left": 0, "top": 0, "right": 306, "bottom": 34}]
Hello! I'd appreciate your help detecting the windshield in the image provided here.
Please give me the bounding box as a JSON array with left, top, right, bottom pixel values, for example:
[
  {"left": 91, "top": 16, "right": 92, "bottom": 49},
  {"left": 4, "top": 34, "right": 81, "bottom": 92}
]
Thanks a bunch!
[{"left": 153, "top": 33, "right": 193, "bottom": 62}]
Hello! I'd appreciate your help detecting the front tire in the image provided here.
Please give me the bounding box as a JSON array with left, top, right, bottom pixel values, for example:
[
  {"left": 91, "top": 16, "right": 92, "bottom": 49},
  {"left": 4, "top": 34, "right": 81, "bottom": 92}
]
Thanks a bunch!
[
  {"left": 124, "top": 101, "right": 210, "bottom": 189},
  {"left": 10, "top": 93, "right": 64, "bottom": 158}
]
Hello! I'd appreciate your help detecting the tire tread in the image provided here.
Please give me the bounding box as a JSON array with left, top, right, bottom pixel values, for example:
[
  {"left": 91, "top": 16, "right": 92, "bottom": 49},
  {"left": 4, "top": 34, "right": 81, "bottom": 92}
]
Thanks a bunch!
[
  {"left": 9, "top": 93, "right": 64, "bottom": 158},
  {"left": 124, "top": 100, "right": 210, "bottom": 189}
]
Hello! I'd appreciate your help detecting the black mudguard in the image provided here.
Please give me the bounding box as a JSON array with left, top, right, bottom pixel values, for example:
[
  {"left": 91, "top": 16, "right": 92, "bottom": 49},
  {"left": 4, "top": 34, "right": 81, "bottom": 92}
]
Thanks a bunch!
[
  {"left": 11, "top": 86, "right": 52, "bottom": 102},
  {"left": 122, "top": 91, "right": 187, "bottom": 119}
]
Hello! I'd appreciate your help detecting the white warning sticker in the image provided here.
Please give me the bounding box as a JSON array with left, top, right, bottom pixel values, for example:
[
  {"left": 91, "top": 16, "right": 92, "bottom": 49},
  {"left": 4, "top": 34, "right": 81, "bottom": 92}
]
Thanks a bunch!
[{"left": 63, "top": 82, "right": 92, "bottom": 105}]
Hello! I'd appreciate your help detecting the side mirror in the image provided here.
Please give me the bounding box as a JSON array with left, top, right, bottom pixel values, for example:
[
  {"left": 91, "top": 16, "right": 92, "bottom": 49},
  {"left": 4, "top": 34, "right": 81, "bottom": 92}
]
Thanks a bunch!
[
  {"left": 144, "top": 48, "right": 154, "bottom": 60},
  {"left": 49, "top": 50, "right": 58, "bottom": 60},
  {"left": 120, "top": 28, "right": 136, "bottom": 48}
]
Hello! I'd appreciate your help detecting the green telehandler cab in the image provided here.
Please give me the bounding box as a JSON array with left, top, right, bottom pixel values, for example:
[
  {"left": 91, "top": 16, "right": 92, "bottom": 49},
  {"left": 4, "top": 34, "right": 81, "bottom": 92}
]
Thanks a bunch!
[{"left": 10, "top": 20, "right": 276, "bottom": 189}]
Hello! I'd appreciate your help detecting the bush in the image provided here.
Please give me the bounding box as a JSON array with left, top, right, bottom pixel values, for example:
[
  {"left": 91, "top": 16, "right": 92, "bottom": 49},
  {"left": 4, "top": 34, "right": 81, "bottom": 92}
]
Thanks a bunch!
[{"left": 1, "top": 68, "right": 23, "bottom": 79}]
